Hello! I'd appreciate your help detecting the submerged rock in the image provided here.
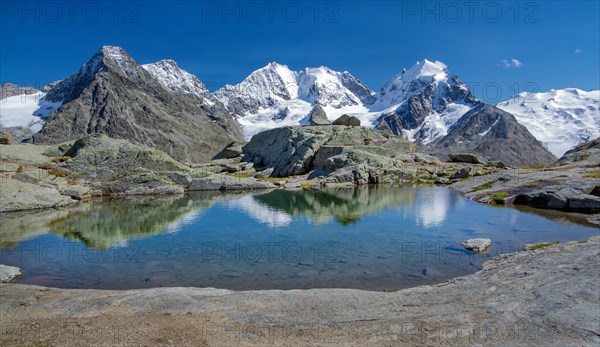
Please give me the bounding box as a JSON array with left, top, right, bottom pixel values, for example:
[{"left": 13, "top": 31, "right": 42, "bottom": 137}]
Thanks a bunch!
[{"left": 461, "top": 238, "right": 492, "bottom": 253}]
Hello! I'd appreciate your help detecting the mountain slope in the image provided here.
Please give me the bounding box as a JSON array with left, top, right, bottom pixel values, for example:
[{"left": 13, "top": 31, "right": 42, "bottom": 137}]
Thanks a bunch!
[
  {"left": 427, "top": 103, "right": 557, "bottom": 166},
  {"left": 142, "top": 59, "right": 243, "bottom": 139},
  {"left": 215, "top": 62, "right": 376, "bottom": 138},
  {"left": 32, "top": 46, "right": 241, "bottom": 163},
  {"left": 368, "top": 60, "right": 556, "bottom": 165},
  {"left": 497, "top": 88, "right": 600, "bottom": 157}
]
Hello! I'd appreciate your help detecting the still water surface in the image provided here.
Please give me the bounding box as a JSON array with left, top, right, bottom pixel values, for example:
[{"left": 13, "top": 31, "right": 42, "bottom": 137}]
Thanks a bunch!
[{"left": 1, "top": 187, "right": 598, "bottom": 290}]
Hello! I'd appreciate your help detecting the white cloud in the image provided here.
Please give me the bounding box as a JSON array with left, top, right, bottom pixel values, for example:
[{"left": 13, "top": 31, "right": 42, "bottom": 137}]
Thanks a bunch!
[
  {"left": 499, "top": 58, "right": 524, "bottom": 69},
  {"left": 575, "top": 48, "right": 583, "bottom": 54},
  {"left": 511, "top": 59, "right": 523, "bottom": 68}
]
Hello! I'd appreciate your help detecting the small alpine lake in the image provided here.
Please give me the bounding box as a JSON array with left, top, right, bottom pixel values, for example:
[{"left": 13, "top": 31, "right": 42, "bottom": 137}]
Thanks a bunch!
[{"left": 1, "top": 187, "right": 598, "bottom": 290}]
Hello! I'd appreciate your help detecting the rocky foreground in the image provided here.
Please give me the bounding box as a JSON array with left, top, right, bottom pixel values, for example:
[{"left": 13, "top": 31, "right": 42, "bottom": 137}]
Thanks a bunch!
[
  {"left": 0, "top": 126, "right": 500, "bottom": 212},
  {"left": 1, "top": 236, "right": 598, "bottom": 346},
  {"left": 451, "top": 138, "right": 600, "bottom": 226}
]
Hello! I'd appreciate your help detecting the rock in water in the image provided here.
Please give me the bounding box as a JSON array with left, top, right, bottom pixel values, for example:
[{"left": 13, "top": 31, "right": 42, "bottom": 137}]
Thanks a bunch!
[
  {"left": 461, "top": 238, "right": 492, "bottom": 253},
  {"left": 0, "top": 265, "right": 21, "bottom": 283},
  {"left": 307, "top": 105, "right": 331, "bottom": 126},
  {"left": 449, "top": 153, "right": 487, "bottom": 164},
  {"left": 333, "top": 114, "right": 361, "bottom": 126}
]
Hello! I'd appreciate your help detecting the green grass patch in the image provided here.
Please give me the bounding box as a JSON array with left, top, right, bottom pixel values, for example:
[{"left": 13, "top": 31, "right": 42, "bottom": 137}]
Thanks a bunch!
[
  {"left": 491, "top": 191, "right": 507, "bottom": 204},
  {"left": 528, "top": 241, "right": 559, "bottom": 250},
  {"left": 584, "top": 171, "right": 600, "bottom": 179},
  {"left": 470, "top": 180, "right": 495, "bottom": 192},
  {"left": 229, "top": 172, "right": 255, "bottom": 179}
]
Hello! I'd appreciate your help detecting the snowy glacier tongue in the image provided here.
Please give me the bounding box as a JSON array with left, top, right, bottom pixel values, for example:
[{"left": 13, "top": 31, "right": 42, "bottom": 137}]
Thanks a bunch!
[
  {"left": 497, "top": 88, "right": 600, "bottom": 157},
  {"left": 0, "top": 92, "right": 61, "bottom": 132}
]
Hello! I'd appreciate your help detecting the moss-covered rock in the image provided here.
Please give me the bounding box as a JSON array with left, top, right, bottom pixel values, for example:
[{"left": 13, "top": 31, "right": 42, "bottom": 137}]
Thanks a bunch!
[
  {"left": 242, "top": 125, "right": 416, "bottom": 182},
  {"left": 62, "top": 134, "right": 190, "bottom": 179}
]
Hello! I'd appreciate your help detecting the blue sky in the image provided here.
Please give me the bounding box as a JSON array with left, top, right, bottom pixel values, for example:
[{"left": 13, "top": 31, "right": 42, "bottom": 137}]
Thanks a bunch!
[{"left": 1, "top": 0, "right": 598, "bottom": 103}]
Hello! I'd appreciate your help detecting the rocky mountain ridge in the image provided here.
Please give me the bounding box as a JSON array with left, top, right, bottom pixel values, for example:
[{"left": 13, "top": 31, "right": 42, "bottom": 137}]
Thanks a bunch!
[{"left": 30, "top": 46, "right": 242, "bottom": 163}]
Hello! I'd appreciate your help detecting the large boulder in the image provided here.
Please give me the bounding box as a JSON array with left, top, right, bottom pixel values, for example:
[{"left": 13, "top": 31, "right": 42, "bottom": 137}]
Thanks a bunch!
[
  {"left": 213, "top": 142, "right": 246, "bottom": 159},
  {"left": 449, "top": 152, "right": 487, "bottom": 164},
  {"left": 451, "top": 167, "right": 472, "bottom": 179},
  {"left": 307, "top": 105, "right": 331, "bottom": 126},
  {"left": 0, "top": 131, "right": 14, "bottom": 145},
  {"left": 242, "top": 126, "right": 415, "bottom": 180},
  {"left": 332, "top": 114, "right": 361, "bottom": 126},
  {"left": 242, "top": 127, "right": 332, "bottom": 177},
  {"left": 513, "top": 189, "right": 600, "bottom": 213}
]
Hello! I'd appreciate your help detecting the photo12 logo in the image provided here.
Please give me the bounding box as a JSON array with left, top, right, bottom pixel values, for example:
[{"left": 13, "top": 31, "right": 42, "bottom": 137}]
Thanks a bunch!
[
  {"left": 200, "top": 1, "right": 340, "bottom": 24},
  {"left": 400, "top": 1, "right": 539, "bottom": 23},
  {"left": 1, "top": 1, "right": 140, "bottom": 24}
]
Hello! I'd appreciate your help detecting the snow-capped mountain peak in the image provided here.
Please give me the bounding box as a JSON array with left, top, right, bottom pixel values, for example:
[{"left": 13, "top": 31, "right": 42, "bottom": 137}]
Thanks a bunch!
[
  {"left": 44, "top": 45, "right": 143, "bottom": 103},
  {"left": 407, "top": 59, "right": 448, "bottom": 81},
  {"left": 215, "top": 62, "right": 376, "bottom": 138},
  {"left": 142, "top": 59, "right": 213, "bottom": 101},
  {"left": 99, "top": 45, "right": 137, "bottom": 72},
  {"left": 372, "top": 59, "right": 478, "bottom": 145},
  {"left": 376, "top": 59, "right": 451, "bottom": 110},
  {"left": 497, "top": 88, "right": 600, "bottom": 157}
]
